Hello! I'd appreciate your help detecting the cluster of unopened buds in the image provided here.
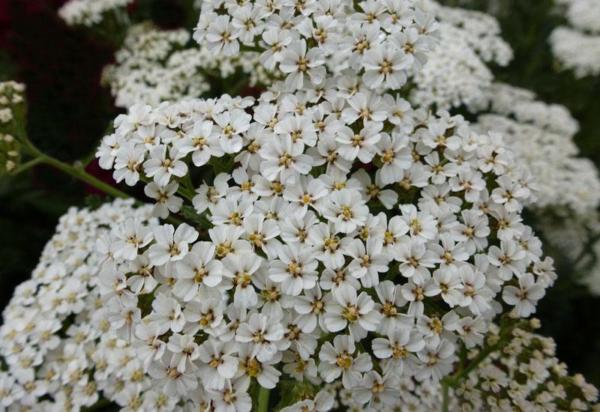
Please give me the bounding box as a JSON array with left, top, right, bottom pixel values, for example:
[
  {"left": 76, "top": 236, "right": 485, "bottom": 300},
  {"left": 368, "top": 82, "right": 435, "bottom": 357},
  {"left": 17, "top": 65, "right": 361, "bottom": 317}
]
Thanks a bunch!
[{"left": 0, "top": 81, "right": 25, "bottom": 175}]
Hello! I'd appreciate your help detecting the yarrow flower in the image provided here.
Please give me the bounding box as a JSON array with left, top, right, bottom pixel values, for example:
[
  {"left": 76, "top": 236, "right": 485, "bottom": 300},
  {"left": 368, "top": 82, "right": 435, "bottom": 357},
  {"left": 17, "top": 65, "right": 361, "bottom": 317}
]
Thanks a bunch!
[
  {"left": 329, "top": 319, "right": 599, "bottom": 411},
  {"left": 90, "top": 54, "right": 557, "bottom": 409},
  {"left": 58, "top": 0, "right": 134, "bottom": 27},
  {"left": 192, "top": 0, "right": 438, "bottom": 92},
  {"left": 0, "top": 199, "right": 158, "bottom": 411},
  {"left": 102, "top": 23, "right": 270, "bottom": 108},
  {"left": 2, "top": 0, "right": 598, "bottom": 410},
  {"left": 550, "top": 0, "right": 600, "bottom": 78}
]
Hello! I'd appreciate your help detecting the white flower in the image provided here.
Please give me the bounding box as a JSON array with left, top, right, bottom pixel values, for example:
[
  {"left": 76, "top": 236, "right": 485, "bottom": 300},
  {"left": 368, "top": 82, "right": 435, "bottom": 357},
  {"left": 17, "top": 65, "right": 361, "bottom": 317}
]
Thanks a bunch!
[
  {"left": 148, "top": 355, "right": 198, "bottom": 396},
  {"left": 236, "top": 313, "right": 284, "bottom": 362},
  {"left": 167, "top": 333, "right": 200, "bottom": 373},
  {"left": 323, "top": 284, "right": 380, "bottom": 340},
  {"left": 488, "top": 240, "right": 527, "bottom": 281},
  {"left": 222, "top": 253, "right": 263, "bottom": 309},
  {"left": 269, "top": 245, "right": 318, "bottom": 296},
  {"left": 143, "top": 145, "right": 188, "bottom": 187},
  {"left": 175, "top": 120, "right": 223, "bottom": 166},
  {"left": 113, "top": 219, "right": 152, "bottom": 261},
  {"left": 274, "top": 114, "right": 318, "bottom": 148},
  {"left": 373, "top": 280, "right": 409, "bottom": 335},
  {"left": 363, "top": 47, "right": 409, "bottom": 89},
  {"left": 147, "top": 293, "right": 186, "bottom": 334},
  {"left": 396, "top": 239, "right": 438, "bottom": 283},
  {"left": 205, "top": 15, "right": 240, "bottom": 56},
  {"left": 236, "top": 345, "right": 281, "bottom": 389},
  {"left": 345, "top": 238, "right": 389, "bottom": 287},
  {"left": 144, "top": 181, "right": 183, "bottom": 219},
  {"left": 372, "top": 328, "right": 424, "bottom": 377},
  {"left": 307, "top": 223, "right": 346, "bottom": 268},
  {"left": 260, "top": 29, "right": 292, "bottom": 70},
  {"left": 376, "top": 132, "right": 412, "bottom": 184},
  {"left": 173, "top": 242, "right": 223, "bottom": 300},
  {"left": 399, "top": 205, "right": 438, "bottom": 241},
  {"left": 280, "top": 390, "right": 334, "bottom": 412},
  {"left": 197, "top": 339, "right": 239, "bottom": 390},
  {"left": 322, "top": 189, "right": 369, "bottom": 234},
  {"left": 214, "top": 109, "right": 252, "bottom": 153},
  {"left": 415, "top": 340, "right": 455, "bottom": 382},
  {"left": 113, "top": 143, "right": 145, "bottom": 185},
  {"left": 148, "top": 223, "right": 199, "bottom": 266},
  {"left": 335, "top": 122, "right": 382, "bottom": 163},
  {"left": 318, "top": 334, "right": 372, "bottom": 389},
  {"left": 208, "top": 377, "right": 252, "bottom": 412},
  {"left": 352, "top": 371, "right": 399, "bottom": 406},
  {"left": 260, "top": 136, "right": 314, "bottom": 183},
  {"left": 280, "top": 40, "right": 326, "bottom": 90},
  {"left": 502, "top": 273, "right": 545, "bottom": 317}
]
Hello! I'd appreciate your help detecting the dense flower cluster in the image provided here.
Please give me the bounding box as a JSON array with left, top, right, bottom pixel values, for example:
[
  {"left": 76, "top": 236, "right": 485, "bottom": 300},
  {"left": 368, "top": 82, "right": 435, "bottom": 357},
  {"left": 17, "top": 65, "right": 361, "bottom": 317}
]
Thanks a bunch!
[
  {"left": 58, "top": 0, "right": 133, "bottom": 27},
  {"left": 2, "top": 0, "right": 598, "bottom": 410},
  {"left": 550, "top": 0, "right": 600, "bottom": 77},
  {"left": 452, "top": 321, "right": 599, "bottom": 411},
  {"left": 474, "top": 83, "right": 600, "bottom": 214},
  {"left": 329, "top": 319, "right": 600, "bottom": 411},
  {"left": 0, "top": 81, "right": 25, "bottom": 175},
  {"left": 94, "top": 72, "right": 559, "bottom": 408},
  {"left": 470, "top": 83, "right": 600, "bottom": 295},
  {"left": 411, "top": 1, "right": 513, "bottom": 110},
  {"left": 0, "top": 200, "right": 157, "bottom": 410},
  {"left": 103, "top": 23, "right": 269, "bottom": 108},
  {"left": 193, "top": 0, "right": 437, "bottom": 92}
]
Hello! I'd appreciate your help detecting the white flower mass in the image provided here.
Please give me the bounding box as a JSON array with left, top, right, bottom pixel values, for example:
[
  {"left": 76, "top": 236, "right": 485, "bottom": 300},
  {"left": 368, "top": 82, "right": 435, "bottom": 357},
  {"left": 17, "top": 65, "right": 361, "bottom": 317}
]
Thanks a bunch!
[
  {"left": 550, "top": 0, "right": 600, "bottom": 77},
  {"left": 2, "top": 0, "right": 600, "bottom": 411},
  {"left": 58, "top": 0, "right": 134, "bottom": 27},
  {"left": 103, "top": 23, "right": 270, "bottom": 109}
]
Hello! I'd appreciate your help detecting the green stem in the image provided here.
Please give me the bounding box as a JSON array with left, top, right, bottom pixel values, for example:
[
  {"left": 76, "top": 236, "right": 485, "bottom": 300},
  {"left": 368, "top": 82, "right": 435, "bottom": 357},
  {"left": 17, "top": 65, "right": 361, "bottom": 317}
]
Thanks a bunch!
[
  {"left": 441, "top": 381, "right": 450, "bottom": 412},
  {"left": 11, "top": 157, "right": 44, "bottom": 175},
  {"left": 18, "top": 130, "right": 130, "bottom": 199},
  {"left": 39, "top": 154, "right": 130, "bottom": 199},
  {"left": 257, "top": 386, "right": 270, "bottom": 412}
]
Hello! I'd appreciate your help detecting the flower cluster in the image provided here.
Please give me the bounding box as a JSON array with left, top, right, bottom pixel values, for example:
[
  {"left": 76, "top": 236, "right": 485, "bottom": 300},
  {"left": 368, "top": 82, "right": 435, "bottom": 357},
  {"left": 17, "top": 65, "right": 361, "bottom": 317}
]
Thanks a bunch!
[
  {"left": 0, "top": 81, "right": 26, "bottom": 175},
  {"left": 550, "top": 0, "right": 600, "bottom": 78},
  {"left": 102, "top": 23, "right": 270, "bottom": 108},
  {"left": 453, "top": 320, "right": 599, "bottom": 411},
  {"left": 474, "top": 83, "right": 600, "bottom": 215},
  {"left": 0, "top": 199, "right": 157, "bottom": 410},
  {"left": 2, "top": 0, "right": 597, "bottom": 410},
  {"left": 330, "top": 319, "right": 599, "bottom": 411},
  {"left": 193, "top": 0, "right": 437, "bottom": 92},
  {"left": 411, "top": 1, "right": 513, "bottom": 110},
  {"left": 58, "top": 0, "right": 133, "bottom": 27},
  {"left": 94, "top": 71, "right": 559, "bottom": 408}
]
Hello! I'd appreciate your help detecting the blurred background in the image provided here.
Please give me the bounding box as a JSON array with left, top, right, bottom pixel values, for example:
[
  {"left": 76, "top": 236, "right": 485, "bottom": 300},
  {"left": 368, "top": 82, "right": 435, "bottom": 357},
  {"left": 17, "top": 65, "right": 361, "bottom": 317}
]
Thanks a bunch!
[{"left": 1, "top": 0, "right": 599, "bottom": 386}]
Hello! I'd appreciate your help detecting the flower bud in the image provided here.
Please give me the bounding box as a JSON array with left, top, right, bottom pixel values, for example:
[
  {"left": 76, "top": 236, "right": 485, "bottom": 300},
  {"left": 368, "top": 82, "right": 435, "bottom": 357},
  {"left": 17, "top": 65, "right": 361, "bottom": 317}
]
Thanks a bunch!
[{"left": 0, "top": 81, "right": 26, "bottom": 175}]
